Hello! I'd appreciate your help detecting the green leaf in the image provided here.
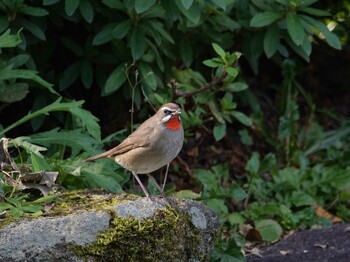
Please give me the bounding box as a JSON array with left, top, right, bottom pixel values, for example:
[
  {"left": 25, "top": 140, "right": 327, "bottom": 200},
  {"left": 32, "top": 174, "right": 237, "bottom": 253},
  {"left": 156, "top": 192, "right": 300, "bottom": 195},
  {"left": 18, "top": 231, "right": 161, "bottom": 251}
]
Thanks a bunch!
[
  {"left": 0, "top": 69, "right": 56, "bottom": 95},
  {"left": 131, "top": 26, "right": 146, "bottom": 60},
  {"left": 180, "top": 39, "right": 193, "bottom": 67},
  {"left": 175, "top": 0, "right": 201, "bottom": 24},
  {"left": 245, "top": 152, "right": 260, "bottom": 175},
  {"left": 264, "top": 24, "right": 280, "bottom": 58},
  {"left": 226, "top": 82, "right": 248, "bottom": 92},
  {"left": 1, "top": 98, "right": 101, "bottom": 140},
  {"left": 0, "top": 29, "right": 21, "bottom": 48},
  {"left": 11, "top": 137, "right": 47, "bottom": 158},
  {"left": 181, "top": 0, "right": 193, "bottom": 9},
  {"left": 202, "top": 59, "right": 221, "bottom": 68},
  {"left": 8, "top": 54, "right": 30, "bottom": 68},
  {"left": 102, "top": 0, "right": 125, "bottom": 10},
  {"left": 195, "top": 169, "right": 218, "bottom": 192},
  {"left": 301, "top": 35, "right": 312, "bottom": 56},
  {"left": 104, "top": 64, "right": 127, "bottom": 95},
  {"left": 112, "top": 20, "right": 131, "bottom": 39},
  {"left": 135, "top": 0, "right": 156, "bottom": 14},
  {"left": 79, "top": 0, "right": 94, "bottom": 23},
  {"left": 284, "top": 34, "right": 310, "bottom": 62},
  {"left": 21, "top": 204, "right": 42, "bottom": 213},
  {"left": 9, "top": 207, "right": 24, "bottom": 218},
  {"left": 59, "top": 62, "right": 81, "bottom": 91},
  {"left": 65, "top": 0, "right": 80, "bottom": 16},
  {"left": 229, "top": 182, "right": 248, "bottom": 201},
  {"left": 255, "top": 219, "right": 283, "bottom": 242},
  {"left": 323, "top": 31, "right": 341, "bottom": 50},
  {"left": 212, "top": 0, "right": 226, "bottom": 10},
  {"left": 22, "top": 19, "right": 46, "bottom": 40},
  {"left": 231, "top": 110, "right": 252, "bottom": 126},
  {"left": 212, "top": 43, "right": 226, "bottom": 58},
  {"left": 0, "top": 202, "right": 12, "bottom": 211},
  {"left": 238, "top": 128, "right": 253, "bottom": 146},
  {"left": 209, "top": 101, "right": 225, "bottom": 124},
  {"left": 82, "top": 167, "right": 124, "bottom": 193},
  {"left": 213, "top": 123, "right": 226, "bottom": 141},
  {"left": 250, "top": 11, "right": 283, "bottom": 27},
  {"left": 147, "top": 20, "right": 174, "bottom": 44},
  {"left": 300, "top": 15, "right": 341, "bottom": 50},
  {"left": 0, "top": 17, "right": 10, "bottom": 34},
  {"left": 172, "top": 189, "right": 201, "bottom": 199},
  {"left": 286, "top": 14, "right": 306, "bottom": 46},
  {"left": 43, "top": 0, "right": 60, "bottom": 5},
  {"left": 0, "top": 83, "right": 28, "bottom": 103},
  {"left": 300, "top": 7, "right": 330, "bottom": 17},
  {"left": 93, "top": 24, "right": 114, "bottom": 45},
  {"left": 30, "top": 128, "right": 100, "bottom": 156},
  {"left": 205, "top": 198, "right": 228, "bottom": 214},
  {"left": 291, "top": 191, "right": 314, "bottom": 207},
  {"left": 80, "top": 60, "right": 93, "bottom": 89},
  {"left": 139, "top": 61, "right": 157, "bottom": 90},
  {"left": 226, "top": 67, "right": 238, "bottom": 78},
  {"left": 20, "top": 6, "right": 49, "bottom": 16},
  {"left": 30, "top": 152, "right": 51, "bottom": 172}
]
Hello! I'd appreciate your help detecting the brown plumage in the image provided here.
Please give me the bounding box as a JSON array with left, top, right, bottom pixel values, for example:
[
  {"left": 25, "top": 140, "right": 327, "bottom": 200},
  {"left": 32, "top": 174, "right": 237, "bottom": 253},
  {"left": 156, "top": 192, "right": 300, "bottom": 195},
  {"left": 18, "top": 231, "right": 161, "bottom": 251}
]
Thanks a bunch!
[{"left": 86, "top": 103, "right": 184, "bottom": 197}]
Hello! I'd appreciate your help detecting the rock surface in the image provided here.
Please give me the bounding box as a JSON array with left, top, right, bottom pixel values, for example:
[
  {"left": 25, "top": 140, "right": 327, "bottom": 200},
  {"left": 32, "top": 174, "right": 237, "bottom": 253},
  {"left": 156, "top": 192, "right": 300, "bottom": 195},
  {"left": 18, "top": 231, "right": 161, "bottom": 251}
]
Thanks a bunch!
[
  {"left": 0, "top": 192, "right": 219, "bottom": 262},
  {"left": 246, "top": 223, "right": 350, "bottom": 262}
]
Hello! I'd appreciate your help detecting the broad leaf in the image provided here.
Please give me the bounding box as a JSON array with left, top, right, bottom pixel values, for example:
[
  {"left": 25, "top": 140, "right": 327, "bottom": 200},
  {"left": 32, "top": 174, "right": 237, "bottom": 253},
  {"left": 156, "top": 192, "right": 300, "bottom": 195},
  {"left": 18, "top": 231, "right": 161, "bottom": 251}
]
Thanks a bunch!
[
  {"left": 255, "top": 219, "right": 283, "bottom": 242},
  {"left": 231, "top": 110, "right": 252, "bottom": 126},
  {"left": 212, "top": 43, "right": 226, "bottom": 58},
  {"left": 79, "top": 0, "right": 94, "bottom": 23},
  {"left": 112, "top": 20, "right": 131, "bottom": 39},
  {"left": 286, "top": 14, "right": 306, "bottom": 46},
  {"left": 213, "top": 123, "right": 226, "bottom": 141},
  {"left": 139, "top": 61, "right": 157, "bottom": 90},
  {"left": 250, "top": 11, "right": 283, "bottom": 27},
  {"left": 131, "top": 26, "right": 146, "bottom": 60},
  {"left": 65, "top": 0, "right": 79, "bottom": 16},
  {"left": 104, "top": 64, "right": 127, "bottom": 95},
  {"left": 264, "top": 24, "right": 280, "bottom": 58},
  {"left": 135, "top": 0, "right": 156, "bottom": 14}
]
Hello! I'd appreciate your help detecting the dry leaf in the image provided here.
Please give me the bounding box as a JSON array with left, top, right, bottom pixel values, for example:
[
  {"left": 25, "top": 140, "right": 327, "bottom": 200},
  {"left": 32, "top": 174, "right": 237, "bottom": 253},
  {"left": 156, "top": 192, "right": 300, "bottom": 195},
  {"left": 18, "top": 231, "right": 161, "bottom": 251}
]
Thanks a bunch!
[
  {"left": 279, "top": 250, "right": 290, "bottom": 255},
  {"left": 313, "top": 203, "right": 342, "bottom": 223}
]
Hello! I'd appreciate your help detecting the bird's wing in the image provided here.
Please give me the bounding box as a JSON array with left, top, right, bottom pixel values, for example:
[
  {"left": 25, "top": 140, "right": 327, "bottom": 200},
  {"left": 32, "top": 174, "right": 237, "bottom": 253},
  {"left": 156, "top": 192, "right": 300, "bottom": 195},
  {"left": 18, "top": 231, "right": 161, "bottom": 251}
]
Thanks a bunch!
[{"left": 85, "top": 120, "right": 156, "bottom": 162}]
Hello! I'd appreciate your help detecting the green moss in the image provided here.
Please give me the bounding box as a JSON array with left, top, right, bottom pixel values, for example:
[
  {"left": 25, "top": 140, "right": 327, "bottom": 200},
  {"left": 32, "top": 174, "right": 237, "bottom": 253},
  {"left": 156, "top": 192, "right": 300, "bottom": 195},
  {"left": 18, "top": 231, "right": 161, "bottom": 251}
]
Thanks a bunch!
[
  {"left": 46, "top": 189, "right": 139, "bottom": 216},
  {"left": 0, "top": 190, "right": 138, "bottom": 229},
  {"left": 72, "top": 206, "right": 205, "bottom": 262}
]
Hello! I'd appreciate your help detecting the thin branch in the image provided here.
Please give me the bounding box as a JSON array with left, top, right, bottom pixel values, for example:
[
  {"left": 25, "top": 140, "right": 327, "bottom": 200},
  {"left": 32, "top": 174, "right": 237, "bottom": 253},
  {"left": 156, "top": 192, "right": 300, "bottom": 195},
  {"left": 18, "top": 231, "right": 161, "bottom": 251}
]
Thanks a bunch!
[{"left": 174, "top": 71, "right": 227, "bottom": 99}]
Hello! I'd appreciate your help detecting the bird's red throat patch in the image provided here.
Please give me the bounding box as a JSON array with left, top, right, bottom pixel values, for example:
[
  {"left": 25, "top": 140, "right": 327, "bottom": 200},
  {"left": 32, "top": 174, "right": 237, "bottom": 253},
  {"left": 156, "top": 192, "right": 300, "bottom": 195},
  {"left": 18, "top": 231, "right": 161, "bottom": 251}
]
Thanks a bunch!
[{"left": 166, "top": 115, "right": 181, "bottom": 130}]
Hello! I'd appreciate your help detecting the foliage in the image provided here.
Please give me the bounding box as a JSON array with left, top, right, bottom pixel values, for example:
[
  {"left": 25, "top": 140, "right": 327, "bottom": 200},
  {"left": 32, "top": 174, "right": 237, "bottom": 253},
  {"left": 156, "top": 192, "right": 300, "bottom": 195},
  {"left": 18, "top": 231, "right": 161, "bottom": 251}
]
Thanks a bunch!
[{"left": 0, "top": 0, "right": 349, "bottom": 261}]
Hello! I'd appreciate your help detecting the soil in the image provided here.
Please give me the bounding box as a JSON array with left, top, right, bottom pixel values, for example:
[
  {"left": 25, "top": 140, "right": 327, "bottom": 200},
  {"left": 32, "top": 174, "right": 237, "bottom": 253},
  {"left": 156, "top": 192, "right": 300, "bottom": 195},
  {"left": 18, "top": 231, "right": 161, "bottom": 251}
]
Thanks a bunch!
[{"left": 246, "top": 223, "right": 350, "bottom": 262}]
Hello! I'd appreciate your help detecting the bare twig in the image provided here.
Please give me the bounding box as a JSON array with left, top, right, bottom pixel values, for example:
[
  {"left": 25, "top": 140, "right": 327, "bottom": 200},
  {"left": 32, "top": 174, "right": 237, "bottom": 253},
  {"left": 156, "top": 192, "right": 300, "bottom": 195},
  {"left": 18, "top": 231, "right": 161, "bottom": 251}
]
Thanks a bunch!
[{"left": 174, "top": 71, "right": 227, "bottom": 99}]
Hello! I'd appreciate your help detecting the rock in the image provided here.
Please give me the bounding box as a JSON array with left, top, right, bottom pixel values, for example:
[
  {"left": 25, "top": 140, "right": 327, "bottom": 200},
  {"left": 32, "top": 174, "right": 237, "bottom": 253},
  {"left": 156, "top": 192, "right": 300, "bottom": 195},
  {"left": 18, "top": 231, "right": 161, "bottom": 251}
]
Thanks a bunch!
[
  {"left": 0, "top": 191, "right": 219, "bottom": 262},
  {"left": 246, "top": 223, "right": 350, "bottom": 262}
]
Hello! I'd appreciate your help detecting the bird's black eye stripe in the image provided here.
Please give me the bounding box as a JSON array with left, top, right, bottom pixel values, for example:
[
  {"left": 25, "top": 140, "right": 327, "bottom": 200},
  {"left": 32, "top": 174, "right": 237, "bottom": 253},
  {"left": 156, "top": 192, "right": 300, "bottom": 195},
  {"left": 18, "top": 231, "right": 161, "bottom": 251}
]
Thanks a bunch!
[{"left": 163, "top": 109, "right": 172, "bottom": 115}]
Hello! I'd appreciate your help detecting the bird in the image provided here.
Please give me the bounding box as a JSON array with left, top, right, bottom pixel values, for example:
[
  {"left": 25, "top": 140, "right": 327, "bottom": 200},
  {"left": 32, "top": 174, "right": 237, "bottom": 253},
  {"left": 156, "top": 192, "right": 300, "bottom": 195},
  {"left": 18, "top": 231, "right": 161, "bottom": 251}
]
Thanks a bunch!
[{"left": 85, "top": 103, "right": 184, "bottom": 197}]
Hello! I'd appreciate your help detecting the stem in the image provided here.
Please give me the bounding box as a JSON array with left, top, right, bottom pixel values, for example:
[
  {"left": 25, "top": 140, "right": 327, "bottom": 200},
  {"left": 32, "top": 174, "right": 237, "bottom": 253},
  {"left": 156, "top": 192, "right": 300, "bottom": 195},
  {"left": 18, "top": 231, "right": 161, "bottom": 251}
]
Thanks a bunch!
[{"left": 174, "top": 71, "right": 227, "bottom": 99}]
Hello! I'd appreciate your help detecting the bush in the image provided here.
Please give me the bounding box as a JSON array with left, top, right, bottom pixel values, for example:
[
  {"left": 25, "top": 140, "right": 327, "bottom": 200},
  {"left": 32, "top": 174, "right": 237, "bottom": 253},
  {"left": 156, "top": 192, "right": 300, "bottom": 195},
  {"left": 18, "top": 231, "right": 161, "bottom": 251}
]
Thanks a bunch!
[{"left": 1, "top": 1, "right": 349, "bottom": 261}]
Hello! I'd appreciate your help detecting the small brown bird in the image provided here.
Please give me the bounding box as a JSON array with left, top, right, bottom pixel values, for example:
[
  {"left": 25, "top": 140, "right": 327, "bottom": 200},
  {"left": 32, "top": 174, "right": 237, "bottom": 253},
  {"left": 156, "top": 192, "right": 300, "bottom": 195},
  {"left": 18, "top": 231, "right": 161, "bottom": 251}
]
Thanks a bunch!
[{"left": 85, "top": 103, "right": 184, "bottom": 197}]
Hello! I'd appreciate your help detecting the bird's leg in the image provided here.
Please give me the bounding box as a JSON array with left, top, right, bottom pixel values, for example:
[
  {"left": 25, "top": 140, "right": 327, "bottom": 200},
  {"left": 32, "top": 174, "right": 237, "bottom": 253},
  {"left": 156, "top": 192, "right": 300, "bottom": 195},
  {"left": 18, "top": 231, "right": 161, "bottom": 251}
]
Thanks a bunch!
[
  {"left": 146, "top": 174, "right": 165, "bottom": 197},
  {"left": 162, "top": 163, "right": 170, "bottom": 191},
  {"left": 132, "top": 172, "right": 150, "bottom": 197}
]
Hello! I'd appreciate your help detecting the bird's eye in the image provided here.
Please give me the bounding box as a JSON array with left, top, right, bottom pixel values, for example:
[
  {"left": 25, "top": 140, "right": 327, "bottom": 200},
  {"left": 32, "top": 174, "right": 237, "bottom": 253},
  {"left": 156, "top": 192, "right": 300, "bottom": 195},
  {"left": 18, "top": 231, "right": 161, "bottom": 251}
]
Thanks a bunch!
[{"left": 163, "top": 109, "right": 171, "bottom": 115}]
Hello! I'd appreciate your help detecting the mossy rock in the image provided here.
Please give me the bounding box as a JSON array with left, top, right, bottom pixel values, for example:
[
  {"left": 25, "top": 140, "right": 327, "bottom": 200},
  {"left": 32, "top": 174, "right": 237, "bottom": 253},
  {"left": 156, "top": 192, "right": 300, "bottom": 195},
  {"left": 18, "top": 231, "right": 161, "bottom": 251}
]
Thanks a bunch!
[{"left": 0, "top": 190, "right": 219, "bottom": 262}]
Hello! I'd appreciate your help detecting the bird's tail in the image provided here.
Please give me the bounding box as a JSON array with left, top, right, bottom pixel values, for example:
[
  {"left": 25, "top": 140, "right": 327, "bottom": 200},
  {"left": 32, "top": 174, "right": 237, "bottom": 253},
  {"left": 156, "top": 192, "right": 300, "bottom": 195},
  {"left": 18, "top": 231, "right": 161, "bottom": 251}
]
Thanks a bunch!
[{"left": 85, "top": 151, "right": 111, "bottom": 162}]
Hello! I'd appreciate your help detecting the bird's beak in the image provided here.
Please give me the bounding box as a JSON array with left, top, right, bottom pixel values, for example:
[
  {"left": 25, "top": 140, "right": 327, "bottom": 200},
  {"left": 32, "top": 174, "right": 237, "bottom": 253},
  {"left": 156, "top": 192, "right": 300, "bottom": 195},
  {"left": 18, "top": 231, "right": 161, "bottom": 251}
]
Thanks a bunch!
[{"left": 173, "top": 110, "right": 181, "bottom": 115}]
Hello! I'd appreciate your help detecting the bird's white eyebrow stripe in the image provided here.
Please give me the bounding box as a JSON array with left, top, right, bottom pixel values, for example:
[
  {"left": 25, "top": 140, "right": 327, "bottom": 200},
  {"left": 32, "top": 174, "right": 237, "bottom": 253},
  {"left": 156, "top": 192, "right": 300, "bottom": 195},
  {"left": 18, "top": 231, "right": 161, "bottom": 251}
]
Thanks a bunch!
[{"left": 162, "top": 107, "right": 175, "bottom": 112}]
